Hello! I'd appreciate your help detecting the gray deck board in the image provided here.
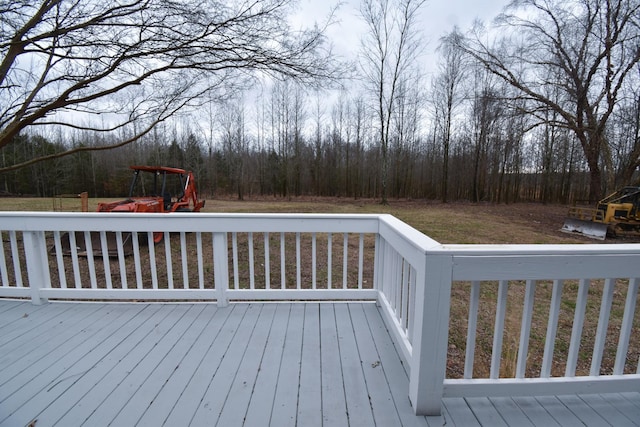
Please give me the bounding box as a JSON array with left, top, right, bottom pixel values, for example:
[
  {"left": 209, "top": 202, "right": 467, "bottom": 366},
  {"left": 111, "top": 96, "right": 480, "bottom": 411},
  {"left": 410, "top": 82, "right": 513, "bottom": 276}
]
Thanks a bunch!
[
  {"left": 0, "top": 303, "right": 102, "bottom": 367},
  {"left": 466, "top": 397, "right": 509, "bottom": 426},
  {"left": 1, "top": 303, "right": 149, "bottom": 426},
  {"left": 334, "top": 304, "right": 376, "bottom": 427},
  {"left": 80, "top": 304, "right": 196, "bottom": 427},
  {"left": 558, "top": 394, "right": 612, "bottom": 427},
  {"left": 512, "top": 396, "right": 562, "bottom": 427},
  {"left": 215, "top": 303, "right": 278, "bottom": 427},
  {"left": 349, "top": 303, "right": 405, "bottom": 426},
  {"left": 534, "top": 395, "right": 590, "bottom": 427},
  {"left": 0, "top": 304, "right": 62, "bottom": 346},
  {"left": 617, "top": 392, "right": 640, "bottom": 417},
  {"left": 362, "top": 303, "right": 431, "bottom": 427},
  {"left": 0, "top": 299, "right": 638, "bottom": 427},
  {"left": 296, "top": 303, "right": 322, "bottom": 426},
  {"left": 489, "top": 397, "right": 535, "bottom": 427},
  {"left": 579, "top": 394, "right": 638, "bottom": 427},
  {"left": 265, "top": 303, "right": 304, "bottom": 427},
  {"left": 243, "top": 303, "right": 292, "bottom": 427},
  {"left": 0, "top": 299, "right": 30, "bottom": 316},
  {"left": 189, "top": 303, "right": 264, "bottom": 426},
  {"left": 0, "top": 300, "right": 46, "bottom": 332},
  {"left": 135, "top": 303, "right": 230, "bottom": 426},
  {"left": 621, "top": 392, "right": 640, "bottom": 407},
  {"left": 0, "top": 304, "right": 126, "bottom": 397},
  {"left": 319, "top": 303, "right": 349, "bottom": 426},
  {"left": 38, "top": 304, "right": 173, "bottom": 425},
  {"left": 442, "top": 397, "right": 483, "bottom": 426},
  {"left": 163, "top": 304, "right": 249, "bottom": 426},
  {"left": 110, "top": 304, "right": 212, "bottom": 426}
]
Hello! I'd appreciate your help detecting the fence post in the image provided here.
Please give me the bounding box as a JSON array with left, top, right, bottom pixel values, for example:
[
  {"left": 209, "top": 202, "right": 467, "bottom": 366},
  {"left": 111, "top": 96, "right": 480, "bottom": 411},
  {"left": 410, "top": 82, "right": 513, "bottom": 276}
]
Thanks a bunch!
[
  {"left": 409, "top": 251, "right": 452, "bottom": 415},
  {"left": 213, "top": 232, "right": 229, "bottom": 307},
  {"left": 23, "top": 231, "right": 50, "bottom": 305}
]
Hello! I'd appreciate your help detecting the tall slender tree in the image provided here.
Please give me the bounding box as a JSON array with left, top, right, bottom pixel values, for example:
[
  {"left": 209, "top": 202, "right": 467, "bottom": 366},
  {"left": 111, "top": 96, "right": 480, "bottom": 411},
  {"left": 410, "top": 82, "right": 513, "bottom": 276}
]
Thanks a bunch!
[
  {"left": 359, "top": 0, "right": 426, "bottom": 204},
  {"left": 433, "top": 28, "right": 466, "bottom": 203}
]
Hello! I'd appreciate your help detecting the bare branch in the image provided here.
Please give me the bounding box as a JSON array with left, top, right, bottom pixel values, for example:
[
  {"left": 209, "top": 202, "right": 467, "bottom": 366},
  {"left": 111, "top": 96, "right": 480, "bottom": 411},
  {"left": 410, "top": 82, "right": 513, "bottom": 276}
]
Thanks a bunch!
[{"left": 0, "top": 0, "right": 341, "bottom": 169}]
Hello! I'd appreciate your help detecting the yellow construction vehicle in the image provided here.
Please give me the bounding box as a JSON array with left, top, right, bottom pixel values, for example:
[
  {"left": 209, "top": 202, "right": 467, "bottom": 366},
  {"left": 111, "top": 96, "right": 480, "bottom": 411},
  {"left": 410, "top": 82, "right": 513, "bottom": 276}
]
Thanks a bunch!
[{"left": 561, "top": 186, "right": 640, "bottom": 240}]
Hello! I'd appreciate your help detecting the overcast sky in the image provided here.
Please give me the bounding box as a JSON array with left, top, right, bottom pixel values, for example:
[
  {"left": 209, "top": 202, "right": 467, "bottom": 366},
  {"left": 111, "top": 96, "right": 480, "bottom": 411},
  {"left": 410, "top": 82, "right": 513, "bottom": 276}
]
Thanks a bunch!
[{"left": 293, "top": 0, "right": 510, "bottom": 77}]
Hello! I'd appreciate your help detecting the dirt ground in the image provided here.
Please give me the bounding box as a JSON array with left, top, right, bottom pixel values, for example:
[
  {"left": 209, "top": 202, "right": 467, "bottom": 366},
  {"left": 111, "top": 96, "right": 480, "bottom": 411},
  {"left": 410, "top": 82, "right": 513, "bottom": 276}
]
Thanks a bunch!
[{"left": 452, "top": 201, "right": 640, "bottom": 243}]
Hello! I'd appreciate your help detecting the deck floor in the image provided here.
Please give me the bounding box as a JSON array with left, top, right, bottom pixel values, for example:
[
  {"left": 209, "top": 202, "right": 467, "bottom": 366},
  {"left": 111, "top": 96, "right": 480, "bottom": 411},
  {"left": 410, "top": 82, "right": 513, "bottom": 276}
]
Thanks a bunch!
[{"left": 0, "top": 299, "right": 638, "bottom": 427}]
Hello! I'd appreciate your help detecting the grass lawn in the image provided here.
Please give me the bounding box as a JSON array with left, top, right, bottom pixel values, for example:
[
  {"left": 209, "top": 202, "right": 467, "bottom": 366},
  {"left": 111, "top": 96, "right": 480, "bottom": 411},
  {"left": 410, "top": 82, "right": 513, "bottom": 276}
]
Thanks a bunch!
[{"left": 0, "top": 195, "right": 599, "bottom": 244}]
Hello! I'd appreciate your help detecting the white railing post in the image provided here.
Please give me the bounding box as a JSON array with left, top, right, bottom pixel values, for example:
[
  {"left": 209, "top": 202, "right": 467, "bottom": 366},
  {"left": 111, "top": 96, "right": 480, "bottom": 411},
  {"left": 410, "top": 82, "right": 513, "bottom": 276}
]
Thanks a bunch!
[
  {"left": 213, "top": 232, "right": 229, "bottom": 307},
  {"left": 22, "top": 230, "right": 50, "bottom": 305},
  {"left": 409, "top": 251, "right": 452, "bottom": 415},
  {"left": 373, "top": 234, "right": 382, "bottom": 305}
]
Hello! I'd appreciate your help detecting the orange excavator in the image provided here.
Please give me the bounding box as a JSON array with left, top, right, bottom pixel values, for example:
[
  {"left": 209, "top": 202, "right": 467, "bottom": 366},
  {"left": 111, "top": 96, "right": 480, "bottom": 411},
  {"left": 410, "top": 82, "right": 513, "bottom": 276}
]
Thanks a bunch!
[
  {"left": 60, "top": 166, "right": 205, "bottom": 256},
  {"left": 96, "top": 166, "right": 205, "bottom": 215}
]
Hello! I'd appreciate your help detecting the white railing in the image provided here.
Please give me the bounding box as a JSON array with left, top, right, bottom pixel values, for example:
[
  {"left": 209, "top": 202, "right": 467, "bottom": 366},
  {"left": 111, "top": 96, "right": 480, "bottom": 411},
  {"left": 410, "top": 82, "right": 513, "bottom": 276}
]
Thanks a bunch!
[
  {"left": 408, "top": 243, "right": 640, "bottom": 415},
  {"left": 1, "top": 212, "right": 639, "bottom": 416},
  {"left": 0, "top": 212, "right": 381, "bottom": 304}
]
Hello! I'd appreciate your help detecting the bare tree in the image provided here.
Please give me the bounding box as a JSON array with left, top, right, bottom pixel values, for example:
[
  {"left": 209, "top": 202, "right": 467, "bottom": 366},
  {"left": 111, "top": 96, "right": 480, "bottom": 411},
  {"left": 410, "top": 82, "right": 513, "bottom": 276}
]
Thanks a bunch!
[
  {"left": 0, "top": 0, "right": 337, "bottom": 172},
  {"left": 433, "top": 28, "right": 466, "bottom": 203},
  {"left": 219, "top": 97, "right": 248, "bottom": 200},
  {"left": 351, "top": 95, "right": 367, "bottom": 199},
  {"left": 610, "top": 72, "right": 640, "bottom": 186},
  {"left": 359, "top": 0, "right": 426, "bottom": 204},
  {"left": 457, "top": 0, "right": 640, "bottom": 202}
]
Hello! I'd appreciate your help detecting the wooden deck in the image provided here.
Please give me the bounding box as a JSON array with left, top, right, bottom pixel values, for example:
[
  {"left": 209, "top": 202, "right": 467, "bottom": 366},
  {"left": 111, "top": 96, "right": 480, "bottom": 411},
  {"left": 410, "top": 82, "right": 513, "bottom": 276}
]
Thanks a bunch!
[{"left": 0, "top": 299, "right": 638, "bottom": 427}]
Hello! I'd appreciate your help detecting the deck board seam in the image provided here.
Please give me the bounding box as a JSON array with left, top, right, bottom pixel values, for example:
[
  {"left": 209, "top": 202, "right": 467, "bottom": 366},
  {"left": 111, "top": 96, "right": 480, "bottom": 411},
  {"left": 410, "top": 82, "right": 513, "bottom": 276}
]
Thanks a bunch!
[
  {"left": 362, "top": 303, "right": 406, "bottom": 424},
  {"left": 349, "top": 303, "right": 404, "bottom": 426},
  {"left": 361, "top": 303, "right": 430, "bottom": 426},
  {"left": 578, "top": 393, "right": 637, "bottom": 427},
  {"left": 270, "top": 303, "right": 303, "bottom": 427},
  {"left": 148, "top": 304, "right": 230, "bottom": 424},
  {"left": 212, "top": 304, "right": 270, "bottom": 426},
  {"left": 0, "top": 301, "right": 68, "bottom": 336},
  {"left": 245, "top": 303, "right": 292, "bottom": 427}
]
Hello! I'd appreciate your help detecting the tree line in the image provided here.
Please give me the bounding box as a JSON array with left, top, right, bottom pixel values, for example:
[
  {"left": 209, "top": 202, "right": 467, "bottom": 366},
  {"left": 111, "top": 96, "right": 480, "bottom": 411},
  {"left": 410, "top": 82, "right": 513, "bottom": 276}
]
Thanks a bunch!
[
  {"left": 1, "top": 0, "right": 638, "bottom": 204},
  {"left": 1, "top": 82, "right": 601, "bottom": 204}
]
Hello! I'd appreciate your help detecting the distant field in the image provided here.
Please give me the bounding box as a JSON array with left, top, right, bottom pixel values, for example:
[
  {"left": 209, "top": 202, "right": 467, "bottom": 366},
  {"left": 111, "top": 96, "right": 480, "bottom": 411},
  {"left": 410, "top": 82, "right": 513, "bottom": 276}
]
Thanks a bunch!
[{"left": 0, "top": 195, "right": 592, "bottom": 244}]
